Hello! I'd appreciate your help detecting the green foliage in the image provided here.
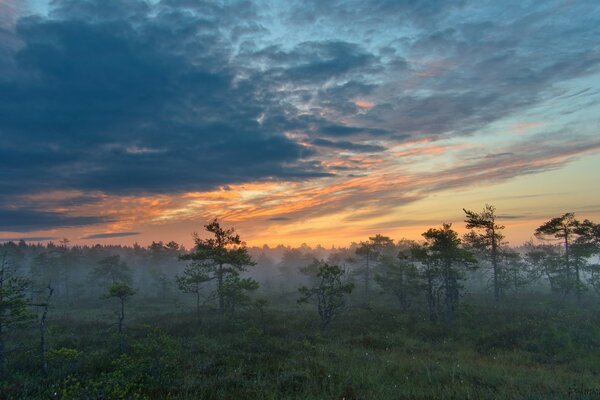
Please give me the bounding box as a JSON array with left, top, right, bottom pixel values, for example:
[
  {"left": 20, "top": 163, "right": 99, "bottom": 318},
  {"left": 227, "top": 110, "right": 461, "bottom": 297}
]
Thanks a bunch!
[
  {"left": 179, "top": 219, "right": 257, "bottom": 314},
  {"left": 375, "top": 253, "right": 420, "bottom": 311},
  {"left": 221, "top": 275, "right": 259, "bottom": 314},
  {"left": 92, "top": 255, "right": 132, "bottom": 289},
  {"left": 298, "top": 262, "right": 354, "bottom": 330},
  {"left": 354, "top": 234, "right": 394, "bottom": 305},
  {"left": 175, "top": 264, "right": 210, "bottom": 294},
  {"left": 103, "top": 282, "right": 136, "bottom": 300},
  {"left": 0, "top": 252, "right": 33, "bottom": 368},
  {"left": 534, "top": 213, "right": 598, "bottom": 301},
  {"left": 422, "top": 224, "right": 477, "bottom": 322},
  {"left": 2, "top": 300, "right": 600, "bottom": 399},
  {"left": 463, "top": 204, "right": 507, "bottom": 301},
  {"left": 3, "top": 217, "right": 600, "bottom": 399}
]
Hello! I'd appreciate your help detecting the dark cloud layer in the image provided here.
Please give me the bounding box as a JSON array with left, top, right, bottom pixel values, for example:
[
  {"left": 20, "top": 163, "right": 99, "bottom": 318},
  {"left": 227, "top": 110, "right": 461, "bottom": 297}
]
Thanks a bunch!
[
  {"left": 0, "top": 208, "right": 111, "bottom": 232},
  {"left": 1, "top": 0, "right": 599, "bottom": 233},
  {"left": 82, "top": 232, "right": 140, "bottom": 239},
  {"left": 0, "top": 236, "right": 59, "bottom": 242},
  {"left": 0, "top": 0, "right": 330, "bottom": 201}
]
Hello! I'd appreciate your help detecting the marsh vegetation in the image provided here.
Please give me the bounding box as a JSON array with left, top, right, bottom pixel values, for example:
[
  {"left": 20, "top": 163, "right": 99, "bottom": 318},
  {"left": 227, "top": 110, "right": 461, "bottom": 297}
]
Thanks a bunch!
[{"left": 1, "top": 208, "right": 600, "bottom": 399}]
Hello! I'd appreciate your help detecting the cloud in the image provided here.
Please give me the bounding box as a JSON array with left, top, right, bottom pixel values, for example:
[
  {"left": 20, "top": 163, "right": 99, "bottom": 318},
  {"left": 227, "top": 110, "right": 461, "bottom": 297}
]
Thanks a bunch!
[
  {"left": 1, "top": 0, "right": 599, "bottom": 238},
  {"left": 0, "top": 236, "right": 59, "bottom": 242},
  {"left": 0, "top": 0, "right": 331, "bottom": 199},
  {"left": 82, "top": 232, "right": 141, "bottom": 239},
  {"left": 250, "top": 41, "right": 378, "bottom": 84},
  {"left": 0, "top": 208, "right": 111, "bottom": 232},
  {"left": 309, "top": 138, "right": 385, "bottom": 153}
]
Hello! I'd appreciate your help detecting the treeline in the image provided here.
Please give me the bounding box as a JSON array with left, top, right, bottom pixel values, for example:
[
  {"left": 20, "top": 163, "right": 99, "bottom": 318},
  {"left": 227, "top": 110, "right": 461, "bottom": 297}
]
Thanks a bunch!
[{"left": 1, "top": 206, "right": 600, "bottom": 373}]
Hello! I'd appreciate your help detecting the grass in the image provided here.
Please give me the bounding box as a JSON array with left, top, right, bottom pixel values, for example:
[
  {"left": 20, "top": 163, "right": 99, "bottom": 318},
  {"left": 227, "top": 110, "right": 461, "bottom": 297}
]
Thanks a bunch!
[{"left": 2, "top": 298, "right": 600, "bottom": 399}]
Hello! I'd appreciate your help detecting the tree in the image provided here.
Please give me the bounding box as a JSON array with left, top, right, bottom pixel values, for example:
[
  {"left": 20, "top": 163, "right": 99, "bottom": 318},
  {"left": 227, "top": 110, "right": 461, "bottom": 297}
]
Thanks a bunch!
[
  {"left": 92, "top": 255, "right": 132, "bottom": 290},
  {"left": 375, "top": 251, "right": 420, "bottom": 312},
  {"left": 179, "top": 219, "right": 257, "bottom": 315},
  {"left": 354, "top": 234, "right": 394, "bottom": 306},
  {"left": 496, "top": 249, "right": 533, "bottom": 293},
  {"left": 221, "top": 275, "right": 259, "bottom": 315},
  {"left": 29, "top": 252, "right": 59, "bottom": 301},
  {"left": 30, "top": 284, "right": 54, "bottom": 373},
  {"left": 175, "top": 263, "right": 211, "bottom": 322},
  {"left": 298, "top": 262, "right": 354, "bottom": 331},
  {"left": 524, "top": 241, "right": 568, "bottom": 295},
  {"left": 0, "top": 252, "right": 32, "bottom": 372},
  {"left": 535, "top": 213, "right": 584, "bottom": 302},
  {"left": 422, "top": 224, "right": 476, "bottom": 323},
  {"left": 57, "top": 238, "right": 73, "bottom": 302},
  {"left": 410, "top": 243, "right": 439, "bottom": 321},
  {"left": 574, "top": 219, "right": 600, "bottom": 297},
  {"left": 463, "top": 204, "right": 505, "bottom": 302},
  {"left": 103, "top": 282, "right": 136, "bottom": 353}
]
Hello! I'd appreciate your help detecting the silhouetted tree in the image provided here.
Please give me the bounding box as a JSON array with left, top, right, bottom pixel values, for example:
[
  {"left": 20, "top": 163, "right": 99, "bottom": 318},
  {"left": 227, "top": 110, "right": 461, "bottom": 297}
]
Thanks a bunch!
[
  {"left": 278, "top": 248, "right": 314, "bottom": 280},
  {"left": 298, "top": 262, "right": 354, "bottom": 331},
  {"left": 0, "top": 252, "right": 31, "bottom": 371},
  {"left": 496, "top": 249, "right": 532, "bottom": 293},
  {"left": 92, "top": 255, "right": 132, "bottom": 290},
  {"left": 354, "top": 234, "right": 394, "bottom": 306},
  {"left": 573, "top": 219, "right": 600, "bottom": 297},
  {"left": 176, "top": 263, "right": 211, "bottom": 322},
  {"left": 30, "top": 284, "right": 53, "bottom": 373},
  {"left": 375, "top": 251, "right": 420, "bottom": 312},
  {"left": 410, "top": 243, "right": 439, "bottom": 321},
  {"left": 422, "top": 224, "right": 476, "bottom": 323},
  {"left": 29, "top": 252, "right": 59, "bottom": 301},
  {"left": 524, "top": 241, "right": 567, "bottom": 294},
  {"left": 535, "top": 213, "right": 585, "bottom": 302},
  {"left": 463, "top": 204, "right": 505, "bottom": 302},
  {"left": 180, "top": 219, "right": 257, "bottom": 315},
  {"left": 222, "top": 275, "right": 259, "bottom": 315},
  {"left": 103, "top": 282, "right": 136, "bottom": 353}
]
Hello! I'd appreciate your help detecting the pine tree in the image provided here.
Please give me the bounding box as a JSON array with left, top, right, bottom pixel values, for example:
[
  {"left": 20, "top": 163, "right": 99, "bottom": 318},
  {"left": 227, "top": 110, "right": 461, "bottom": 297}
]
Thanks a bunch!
[
  {"left": 179, "top": 219, "right": 257, "bottom": 315},
  {"left": 0, "top": 252, "right": 32, "bottom": 372},
  {"left": 463, "top": 204, "right": 505, "bottom": 302}
]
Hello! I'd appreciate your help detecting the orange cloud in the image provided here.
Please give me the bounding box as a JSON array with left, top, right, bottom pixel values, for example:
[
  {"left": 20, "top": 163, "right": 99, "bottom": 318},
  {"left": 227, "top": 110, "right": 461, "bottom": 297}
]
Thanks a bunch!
[
  {"left": 354, "top": 100, "right": 375, "bottom": 109},
  {"left": 6, "top": 132, "right": 599, "bottom": 248}
]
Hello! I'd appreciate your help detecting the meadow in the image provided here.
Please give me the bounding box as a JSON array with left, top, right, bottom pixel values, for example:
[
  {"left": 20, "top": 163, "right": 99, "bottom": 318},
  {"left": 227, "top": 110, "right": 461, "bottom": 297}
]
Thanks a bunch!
[{"left": 3, "top": 294, "right": 600, "bottom": 399}]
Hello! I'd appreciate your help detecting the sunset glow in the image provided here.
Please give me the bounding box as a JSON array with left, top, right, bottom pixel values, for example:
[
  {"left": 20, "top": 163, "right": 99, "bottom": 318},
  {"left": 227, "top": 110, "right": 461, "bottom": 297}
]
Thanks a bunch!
[{"left": 1, "top": 0, "right": 599, "bottom": 248}]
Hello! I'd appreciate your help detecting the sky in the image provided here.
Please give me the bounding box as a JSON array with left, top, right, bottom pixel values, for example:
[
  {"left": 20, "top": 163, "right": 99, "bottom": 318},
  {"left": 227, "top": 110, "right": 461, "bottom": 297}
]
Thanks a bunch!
[{"left": 0, "top": 0, "right": 599, "bottom": 248}]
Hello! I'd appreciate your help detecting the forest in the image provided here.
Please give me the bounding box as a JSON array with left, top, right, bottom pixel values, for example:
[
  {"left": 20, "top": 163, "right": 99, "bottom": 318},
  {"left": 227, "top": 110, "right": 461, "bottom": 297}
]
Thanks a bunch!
[{"left": 1, "top": 206, "right": 600, "bottom": 399}]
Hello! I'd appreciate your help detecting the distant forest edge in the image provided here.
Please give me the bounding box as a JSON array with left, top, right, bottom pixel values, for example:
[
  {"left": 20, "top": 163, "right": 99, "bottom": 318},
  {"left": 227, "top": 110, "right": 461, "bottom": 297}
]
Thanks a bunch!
[
  {"left": 2, "top": 206, "right": 600, "bottom": 326},
  {"left": 2, "top": 205, "right": 600, "bottom": 398}
]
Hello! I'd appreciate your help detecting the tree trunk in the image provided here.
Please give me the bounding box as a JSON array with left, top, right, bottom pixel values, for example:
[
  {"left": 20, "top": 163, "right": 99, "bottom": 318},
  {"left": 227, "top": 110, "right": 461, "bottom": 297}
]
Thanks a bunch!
[
  {"left": 196, "top": 289, "right": 201, "bottom": 323},
  {"left": 491, "top": 228, "right": 499, "bottom": 302},
  {"left": 0, "top": 323, "right": 4, "bottom": 375},
  {"left": 426, "top": 269, "right": 435, "bottom": 321},
  {"left": 39, "top": 305, "right": 48, "bottom": 373},
  {"left": 40, "top": 285, "right": 53, "bottom": 373},
  {"left": 119, "top": 298, "right": 125, "bottom": 353},
  {"left": 575, "top": 262, "right": 581, "bottom": 304},
  {"left": 364, "top": 252, "right": 370, "bottom": 306},
  {"left": 444, "top": 259, "right": 453, "bottom": 323},
  {"left": 564, "top": 231, "right": 572, "bottom": 298},
  {"left": 217, "top": 263, "right": 224, "bottom": 313}
]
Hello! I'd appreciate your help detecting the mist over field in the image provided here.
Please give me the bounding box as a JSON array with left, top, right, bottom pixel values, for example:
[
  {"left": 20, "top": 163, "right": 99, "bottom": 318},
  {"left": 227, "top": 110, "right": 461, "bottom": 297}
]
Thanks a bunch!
[
  {"left": 2, "top": 210, "right": 600, "bottom": 399},
  {"left": 1, "top": 0, "right": 600, "bottom": 398}
]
